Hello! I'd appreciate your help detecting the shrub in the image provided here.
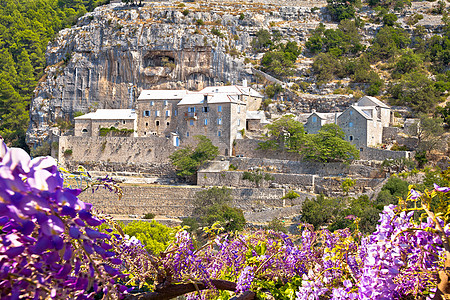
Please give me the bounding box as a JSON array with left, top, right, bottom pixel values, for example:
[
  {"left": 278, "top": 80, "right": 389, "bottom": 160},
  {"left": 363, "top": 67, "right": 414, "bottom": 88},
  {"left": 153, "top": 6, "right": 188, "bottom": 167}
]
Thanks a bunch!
[
  {"left": 143, "top": 213, "right": 155, "bottom": 219},
  {"left": 282, "top": 190, "right": 300, "bottom": 199},
  {"left": 239, "top": 12, "right": 245, "bottom": 20},
  {"left": 123, "top": 220, "right": 175, "bottom": 254},
  {"left": 64, "top": 149, "right": 73, "bottom": 156},
  {"left": 182, "top": 9, "right": 189, "bottom": 16},
  {"left": 195, "top": 19, "right": 204, "bottom": 25}
]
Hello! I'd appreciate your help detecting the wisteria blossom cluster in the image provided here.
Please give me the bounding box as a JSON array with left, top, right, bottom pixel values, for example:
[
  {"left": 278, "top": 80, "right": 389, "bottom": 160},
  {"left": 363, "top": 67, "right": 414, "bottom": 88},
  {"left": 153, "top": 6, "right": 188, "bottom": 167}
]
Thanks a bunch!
[
  {"left": 159, "top": 203, "right": 449, "bottom": 299},
  {"left": 0, "top": 142, "right": 129, "bottom": 299},
  {"left": 3, "top": 138, "right": 450, "bottom": 300}
]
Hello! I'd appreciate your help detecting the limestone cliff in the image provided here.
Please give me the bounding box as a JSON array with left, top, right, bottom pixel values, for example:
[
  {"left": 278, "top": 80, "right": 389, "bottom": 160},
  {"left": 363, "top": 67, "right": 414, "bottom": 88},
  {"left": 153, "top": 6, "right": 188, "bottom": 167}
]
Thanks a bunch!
[{"left": 27, "top": 0, "right": 324, "bottom": 145}]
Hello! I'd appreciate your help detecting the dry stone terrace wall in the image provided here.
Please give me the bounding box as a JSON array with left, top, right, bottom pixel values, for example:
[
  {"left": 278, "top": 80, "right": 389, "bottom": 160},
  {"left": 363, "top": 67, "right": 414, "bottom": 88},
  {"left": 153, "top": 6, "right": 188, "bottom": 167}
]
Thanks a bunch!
[
  {"left": 198, "top": 170, "right": 384, "bottom": 195},
  {"left": 59, "top": 136, "right": 176, "bottom": 168},
  {"left": 79, "top": 185, "right": 298, "bottom": 217},
  {"left": 228, "top": 154, "right": 384, "bottom": 178}
]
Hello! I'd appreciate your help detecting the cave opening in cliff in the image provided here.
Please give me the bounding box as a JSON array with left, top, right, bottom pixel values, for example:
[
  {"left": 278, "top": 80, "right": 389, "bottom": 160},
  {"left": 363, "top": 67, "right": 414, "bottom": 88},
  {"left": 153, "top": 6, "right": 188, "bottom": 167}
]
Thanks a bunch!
[{"left": 144, "top": 52, "right": 176, "bottom": 68}]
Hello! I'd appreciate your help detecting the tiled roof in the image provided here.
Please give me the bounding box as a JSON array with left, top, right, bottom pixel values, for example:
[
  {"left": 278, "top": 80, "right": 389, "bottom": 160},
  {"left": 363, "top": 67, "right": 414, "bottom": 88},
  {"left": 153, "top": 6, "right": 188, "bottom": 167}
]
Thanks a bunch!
[
  {"left": 74, "top": 109, "right": 136, "bottom": 120},
  {"left": 177, "top": 93, "right": 244, "bottom": 106},
  {"left": 137, "top": 90, "right": 188, "bottom": 101},
  {"left": 200, "top": 85, "right": 263, "bottom": 98},
  {"left": 358, "top": 96, "right": 390, "bottom": 108}
]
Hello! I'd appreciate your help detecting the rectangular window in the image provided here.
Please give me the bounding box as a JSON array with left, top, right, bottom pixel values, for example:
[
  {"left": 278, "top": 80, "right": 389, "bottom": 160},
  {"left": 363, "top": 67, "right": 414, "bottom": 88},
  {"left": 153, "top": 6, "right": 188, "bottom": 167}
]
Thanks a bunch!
[
  {"left": 204, "top": 119, "right": 208, "bottom": 126},
  {"left": 155, "top": 110, "right": 160, "bottom": 117},
  {"left": 143, "top": 110, "right": 151, "bottom": 117},
  {"left": 187, "top": 132, "right": 190, "bottom": 137},
  {"left": 190, "top": 120, "right": 194, "bottom": 126},
  {"left": 164, "top": 100, "right": 168, "bottom": 106},
  {"left": 165, "top": 110, "right": 170, "bottom": 117},
  {"left": 218, "top": 106, "right": 222, "bottom": 112},
  {"left": 188, "top": 107, "right": 196, "bottom": 113},
  {"left": 238, "top": 105, "right": 241, "bottom": 113},
  {"left": 312, "top": 116, "right": 317, "bottom": 123},
  {"left": 174, "top": 110, "right": 178, "bottom": 116},
  {"left": 217, "top": 118, "right": 222, "bottom": 125},
  {"left": 218, "top": 131, "right": 222, "bottom": 137},
  {"left": 238, "top": 119, "right": 241, "bottom": 126},
  {"left": 202, "top": 107, "right": 209, "bottom": 113},
  {"left": 150, "top": 101, "right": 154, "bottom": 106}
]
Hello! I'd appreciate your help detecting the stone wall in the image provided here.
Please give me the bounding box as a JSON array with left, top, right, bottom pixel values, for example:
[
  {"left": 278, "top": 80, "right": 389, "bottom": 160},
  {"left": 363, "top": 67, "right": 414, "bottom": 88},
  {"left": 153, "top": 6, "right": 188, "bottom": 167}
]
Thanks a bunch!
[
  {"left": 382, "top": 127, "right": 401, "bottom": 143},
  {"left": 227, "top": 155, "right": 384, "bottom": 178},
  {"left": 198, "top": 170, "right": 315, "bottom": 190},
  {"left": 198, "top": 169, "right": 384, "bottom": 196},
  {"left": 59, "top": 136, "right": 176, "bottom": 170},
  {"left": 79, "top": 185, "right": 293, "bottom": 217},
  {"left": 359, "top": 147, "right": 413, "bottom": 161},
  {"left": 235, "top": 138, "right": 412, "bottom": 164}
]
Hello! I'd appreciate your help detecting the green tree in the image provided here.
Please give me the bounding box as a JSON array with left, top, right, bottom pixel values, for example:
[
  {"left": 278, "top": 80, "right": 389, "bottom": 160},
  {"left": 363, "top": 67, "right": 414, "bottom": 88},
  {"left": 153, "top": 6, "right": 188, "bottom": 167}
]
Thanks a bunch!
[
  {"left": 191, "top": 186, "right": 245, "bottom": 232},
  {"left": 382, "top": 13, "right": 398, "bottom": 26},
  {"left": 258, "top": 115, "right": 306, "bottom": 151},
  {"left": 301, "top": 124, "right": 360, "bottom": 163},
  {"left": 123, "top": 220, "right": 175, "bottom": 255},
  {"left": 408, "top": 115, "right": 445, "bottom": 153},
  {"left": 251, "top": 29, "right": 272, "bottom": 51},
  {"left": 388, "top": 72, "right": 442, "bottom": 113},
  {"left": 326, "top": 0, "right": 356, "bottom": 21},
  {"left": 369, "top": 26, "right": 410, "bottom": 61},
  {"left": 169, "top": 136, "right": 219, "bottom": 179}
]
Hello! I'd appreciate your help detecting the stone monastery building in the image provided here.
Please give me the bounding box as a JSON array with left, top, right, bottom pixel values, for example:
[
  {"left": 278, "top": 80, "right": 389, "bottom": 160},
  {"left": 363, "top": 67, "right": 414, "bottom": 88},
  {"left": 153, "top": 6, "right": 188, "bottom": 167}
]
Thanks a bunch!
[
  {"left": 304, "top": 96, "right": 393, "bottom": 149},
  {"left": 75, "top": 84, "right": 264, "bottom": 156}
]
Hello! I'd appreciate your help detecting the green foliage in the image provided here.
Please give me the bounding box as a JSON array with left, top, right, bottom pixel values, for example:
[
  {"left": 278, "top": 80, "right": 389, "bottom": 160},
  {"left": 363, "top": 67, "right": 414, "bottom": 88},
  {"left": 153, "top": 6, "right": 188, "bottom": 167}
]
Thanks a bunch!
[
  {"left": 242, "top": 169, "right": 275, "bottom": 188},
  {"left": 211, "top": 27, "right": 223, "bottom": 38},
  {"left": 239, "top": 12, "right": 245, "bottom": 20},
  {"left": 228, "top": 164, "right": 237, "bottom": 171},
  {"left": 388, "top": 72, "right": 442, "bottom": 112},
  {"left": 182, "top": 9, "right": 189, "bottom": 16},
  {"left": 382, "top": 13, "right": 398, "bottom": 26},
  {"left": 64, "top": 149, "right": 73, "bottom": 156},
  {"left": 306, "top": 20, "right": 364, "bottom": 55},
  {"left": 143, "top": 213, "right": 155, "bottom": 219},
  {"left": 408, "top": 115, "right": 445, "bottom": 153},
  {"left": 252, "top": 29, "right": 272, "bottom": 51},
  {"left": 341, "top": 178, "right": 356, "bottom": 195},
  {"left": 99, "top": 126, "right": 134, "bottom": 137},
  {"left": 392, "top": 50, "right": 423, "bottom": 77},
  {"left": 258, "top": 115, "right": 305, "bottom": 152},
  {"left": 30, "top": 142, "right": 51, "bottom": 157},
  {"left": 282, "top": 190, "right": 300, "bottom": 200},
  {"left": 301, "top": 124, "right": 360, "bottom": 163},
  {"left": 265, "top": 218, "right": 288, "bottom": 233},
  {"left": 192, "top": 186, "right": 245, "bottom": 232},
  {"left": 369, "top": 26, "right": 410, "bottom": 61},
  {"left": 326, "top": 0, "right": 357, "bottom": 21},
  {"left": 170, "top": 136, "right": 219, "bottom": 179},
  {"left": 123, "top": 220, "right": 175, "bottom": 255},
  {"left": 0, "top": 0, "right": 108, "bottom": 149},
  {"left": 195, "top": 19, "right": 205, "bottom": 25},
  {"left": 301, "top": 195, "right": 344, "bottom": 229},
  {"left": 264, "top": 83, "right": 283, "bottom": 99},
  {"left": 368, "top": 0, "right": 411, "bottom": 10},
  {"left": 73, "top": 111, "right": 85, "bottom": 118},
  {"left": 375, "top": 176, "right": 409, "bottom": 207},
  {"left": 261, "top": 42, "right": 301, "bottom": 78}
]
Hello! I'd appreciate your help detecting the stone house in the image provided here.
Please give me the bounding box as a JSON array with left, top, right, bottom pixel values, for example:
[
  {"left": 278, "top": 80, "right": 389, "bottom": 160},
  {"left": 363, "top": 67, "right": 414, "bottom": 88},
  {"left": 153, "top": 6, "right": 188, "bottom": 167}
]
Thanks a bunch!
[
  {"left": 303, "top": 96, "right": 392, "bottom": 149},
  {"left": 74, "top": 84, "right": 263, "bottom": 155},
  {"left": 176, "top": 92, "right": 247, "bottom": 156},
  {"left": 200, "top": 82, "right": 263, "bottom": 111},
  {"left": 304, "top": 110, "right": 340, "bottom": 134},
  {"left": 74, "top": 109, "right": 137, "bottom": 137},
  {"left": 136, "top": 90, "right": 187, "bottom": 137}
]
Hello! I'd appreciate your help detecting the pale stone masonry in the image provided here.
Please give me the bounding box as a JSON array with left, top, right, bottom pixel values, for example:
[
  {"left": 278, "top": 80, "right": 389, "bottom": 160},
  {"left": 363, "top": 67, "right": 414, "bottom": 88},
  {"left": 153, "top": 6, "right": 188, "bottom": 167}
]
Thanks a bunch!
[
  {"left": 304, "top": 96, "right": 393, "bottom": 149},
  {"left": 74, "top": 109, "right": 137, "bottom": 137},
  {"left": 74, "top": 84, "right": 263, "bottom": 155}
]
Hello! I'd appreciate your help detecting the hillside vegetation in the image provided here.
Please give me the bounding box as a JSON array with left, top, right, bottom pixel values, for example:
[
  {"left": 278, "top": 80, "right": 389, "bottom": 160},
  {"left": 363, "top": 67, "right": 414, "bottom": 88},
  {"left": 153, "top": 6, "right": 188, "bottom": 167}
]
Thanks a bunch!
[{"left": 0, "top": 0, "right": 107, "bottom": 149}]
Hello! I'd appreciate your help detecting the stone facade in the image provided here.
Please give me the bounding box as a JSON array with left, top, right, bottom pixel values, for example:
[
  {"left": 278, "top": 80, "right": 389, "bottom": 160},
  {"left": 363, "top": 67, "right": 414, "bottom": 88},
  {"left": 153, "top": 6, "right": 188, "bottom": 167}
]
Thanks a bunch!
[
  {"left": 59, "top": 136, "right": 176, "bottom": 167},
  {"left": 74, "top": 109, "right": 137, "bottom": 137},
  {"left": 78, "top": 185, "right": 289, "bottom": 217},
  {"left": 136, "top": 90, "right": 187, "bottom": 137}
]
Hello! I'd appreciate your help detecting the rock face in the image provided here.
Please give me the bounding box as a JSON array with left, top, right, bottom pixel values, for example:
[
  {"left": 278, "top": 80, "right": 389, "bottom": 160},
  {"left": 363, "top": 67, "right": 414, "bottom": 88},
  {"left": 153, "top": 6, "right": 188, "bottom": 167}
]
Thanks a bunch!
[{"left": 27, "top": 1, "right": 324, "bottom": 145}]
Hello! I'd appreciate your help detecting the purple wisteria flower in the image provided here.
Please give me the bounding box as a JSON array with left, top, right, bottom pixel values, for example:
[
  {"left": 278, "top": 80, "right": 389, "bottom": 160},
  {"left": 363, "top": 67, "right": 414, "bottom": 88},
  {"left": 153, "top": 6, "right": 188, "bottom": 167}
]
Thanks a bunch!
[
  {"left": 434, "top": 183, "right": 450, "bottom": 193},
  {"left": 0, "top": 140, "right": 128, "bottom": 298}
]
